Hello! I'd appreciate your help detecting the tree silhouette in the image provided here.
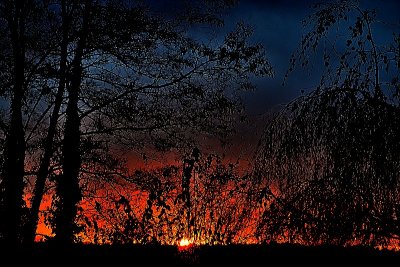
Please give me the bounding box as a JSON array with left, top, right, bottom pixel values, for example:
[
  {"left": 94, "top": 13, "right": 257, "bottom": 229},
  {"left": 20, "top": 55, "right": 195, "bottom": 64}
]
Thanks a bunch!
[
  {"left": 0, "top": 0, "right": 51, "bottom": 245},
  {"left": 0, "top": 0, "right": 271, "bottom": 245},
  {"left": 76, "top": 149, "right": 257, "bottom": 245},
  {"left": 24, "top": 0, "right": 70, "bottom": 245},
  {"left": 51, "top": 0, "right": 270, "bottom": 245},
  {"left": 256, "top": 0, "right": 400, "bottom": 246},
  {"left": 0, "top": 0, "right": 27, "bottom": 245}
]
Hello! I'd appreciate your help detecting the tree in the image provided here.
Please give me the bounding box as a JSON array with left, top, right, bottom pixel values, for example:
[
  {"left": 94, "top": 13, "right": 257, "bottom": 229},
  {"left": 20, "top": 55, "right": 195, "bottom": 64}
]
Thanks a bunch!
[
  {"left": 0, "top": 0, "right": 271, "bottom": 245},
  {"left": 52, "top": 0, "right": 92, "bottom": 245},
  {"left": 24, "top": 0, "right": 70, "bottom": 245},
  {"left": 76, "top": 150, "right": 257, "bottom": 245},
  {"left": 255, "top": 0, "right": 400, "bottom": 247},
  {"left": 50, "top": 0, "right": 271, "bottom": 244},
  {"left": 0, "top": 0, "right": 50, "bottom": 245},
  {"left": 0, "top": 0, "right": 28, "bottom": 245}
]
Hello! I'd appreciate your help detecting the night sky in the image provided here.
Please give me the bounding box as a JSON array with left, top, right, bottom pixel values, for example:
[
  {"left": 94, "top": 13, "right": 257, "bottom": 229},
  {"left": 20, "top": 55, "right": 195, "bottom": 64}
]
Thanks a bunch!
[
  {"left": 146, "top": 0, "right": 400, "bottom": 115},
  {"left": 225, "top": 0, "right": 400, "bottom": 115},
  {"left": 142, "top": 0, "right": 400, "bottom": 158}
]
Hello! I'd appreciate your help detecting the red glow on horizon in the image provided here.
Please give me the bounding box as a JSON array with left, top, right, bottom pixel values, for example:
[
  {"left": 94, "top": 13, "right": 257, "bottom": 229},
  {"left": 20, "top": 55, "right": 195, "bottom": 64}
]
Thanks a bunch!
[
  {"left": 22, "top": 150, "right": 400, "bottom": 251},
  {"left": 178, "top": 238, "right": 193, "bottom": 251}
]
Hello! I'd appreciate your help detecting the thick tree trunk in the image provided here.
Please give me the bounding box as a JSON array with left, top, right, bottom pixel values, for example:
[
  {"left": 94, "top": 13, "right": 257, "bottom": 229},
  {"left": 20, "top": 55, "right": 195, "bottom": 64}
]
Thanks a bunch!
[
  {"left": 54, "top": 78, "right": 81, "bottom": 244},
  {"left": 3, "top": 64, "right": 25, "bottom": 245},
  {"left": 54, "top": 0, "right": 91, "bottom": 244},
  {"left": 23, "top": 0, "right": 69, "bottom": 245},
  {"left": 1, "top": 0, "right": 26, "bottom": 245}
]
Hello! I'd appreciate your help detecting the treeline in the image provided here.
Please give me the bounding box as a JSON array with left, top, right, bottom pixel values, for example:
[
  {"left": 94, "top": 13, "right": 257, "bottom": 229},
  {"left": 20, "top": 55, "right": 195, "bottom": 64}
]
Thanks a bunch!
[
  {"left": 0, "top": 0, "right": 269, "bottom": 246},
  {"left": 1, "top": 0, "right": 400, "bottom": 250},
  {"left": 72, "top": 150, "right": 258, "bottom": 245}
]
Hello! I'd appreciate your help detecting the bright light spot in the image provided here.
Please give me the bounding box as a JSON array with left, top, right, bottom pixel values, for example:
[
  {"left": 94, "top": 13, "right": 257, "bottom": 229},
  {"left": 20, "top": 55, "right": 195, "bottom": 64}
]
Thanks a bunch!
[
  {"left": 178, "top": 238, "right": 194, "bottom": 252},
  {"left": 179, "top": 238, "right": 191, "bottom": 247}
]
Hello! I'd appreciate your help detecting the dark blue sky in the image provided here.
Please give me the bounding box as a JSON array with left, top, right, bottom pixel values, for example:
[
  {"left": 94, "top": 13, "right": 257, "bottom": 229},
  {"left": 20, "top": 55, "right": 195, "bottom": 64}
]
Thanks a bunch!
[
  {"left": 224, "top": 0, "right": 400, "bottom": 114},
  {"left": 230, "top": 0, "right": 311, "bottom": 114},
  {"left": 149, "top": 0, "right": 400, "bottom": 115}
]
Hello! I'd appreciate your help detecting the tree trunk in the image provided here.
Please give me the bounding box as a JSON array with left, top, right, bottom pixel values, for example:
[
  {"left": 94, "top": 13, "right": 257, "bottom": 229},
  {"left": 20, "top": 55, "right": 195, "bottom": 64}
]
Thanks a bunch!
[
  {"left": 54, "top": 0, "right": 91, "bottom": 244},
  {"left": 23, "top": 0, "right": 69, "bottom": 245},
  {"left": 1, "top": 0, "right": 26, "bottom": 245},
  {"left": 182, "top": 158, "right": 193, "bottom": 237}
]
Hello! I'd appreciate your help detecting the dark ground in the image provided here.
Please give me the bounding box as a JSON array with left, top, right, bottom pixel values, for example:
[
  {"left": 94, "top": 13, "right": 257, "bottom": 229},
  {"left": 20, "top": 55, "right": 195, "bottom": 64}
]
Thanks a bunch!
[{"left": 1, "top": 243, "right": 399, "bottom": 266}]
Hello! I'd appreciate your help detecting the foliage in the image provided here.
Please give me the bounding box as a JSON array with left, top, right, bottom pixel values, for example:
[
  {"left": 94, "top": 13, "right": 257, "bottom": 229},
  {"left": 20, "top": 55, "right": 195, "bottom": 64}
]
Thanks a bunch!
[
  {"left": 75, "top": 151, "right": 258, "bottom": 245},
  {"left": 256, "top": 0, "right": 400, "bottom": 247},
  {"left": 0, "top": 0, "right": 271, "bottom": 244}
]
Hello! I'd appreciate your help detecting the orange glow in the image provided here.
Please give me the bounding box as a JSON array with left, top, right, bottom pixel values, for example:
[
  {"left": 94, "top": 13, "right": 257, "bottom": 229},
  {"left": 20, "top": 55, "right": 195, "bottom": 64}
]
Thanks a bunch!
[
  {"left": 23, "top": 193, "right": 53, "bottom": 242},
  {"left": 22, "top": 147, "right": 400, "bottom": 251},
  {"left": 178, "top": 238, "right": 193, "bottom": 251},
  {"left": 179, "top": 238, "right": 191, "bottom": 247}
]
